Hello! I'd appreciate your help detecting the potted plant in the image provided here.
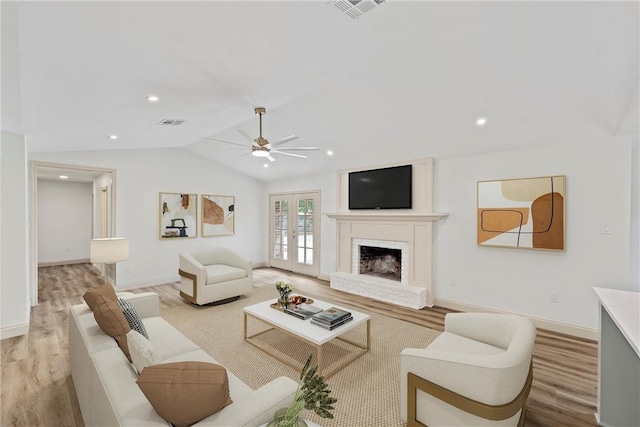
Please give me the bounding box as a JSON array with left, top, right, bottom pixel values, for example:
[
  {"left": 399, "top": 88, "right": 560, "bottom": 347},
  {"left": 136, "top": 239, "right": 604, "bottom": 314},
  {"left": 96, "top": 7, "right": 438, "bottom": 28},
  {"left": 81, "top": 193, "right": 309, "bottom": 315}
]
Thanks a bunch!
[{"left": 269, "top": 355, "right": 337, "bottom": 427}]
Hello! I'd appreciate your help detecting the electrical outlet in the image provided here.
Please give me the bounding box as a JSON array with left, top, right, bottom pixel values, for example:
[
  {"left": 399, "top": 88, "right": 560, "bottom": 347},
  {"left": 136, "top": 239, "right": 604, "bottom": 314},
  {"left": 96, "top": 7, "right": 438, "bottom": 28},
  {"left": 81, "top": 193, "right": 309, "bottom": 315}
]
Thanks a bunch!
[
  {"left": 450, "top": 277, "right": 458, "bottom": 287},
  {"left": 550, "top": 292, "right": 560, "bottom": 303},
  {"left": 66, "top": 247, "right": 70, "bottom": 252}
]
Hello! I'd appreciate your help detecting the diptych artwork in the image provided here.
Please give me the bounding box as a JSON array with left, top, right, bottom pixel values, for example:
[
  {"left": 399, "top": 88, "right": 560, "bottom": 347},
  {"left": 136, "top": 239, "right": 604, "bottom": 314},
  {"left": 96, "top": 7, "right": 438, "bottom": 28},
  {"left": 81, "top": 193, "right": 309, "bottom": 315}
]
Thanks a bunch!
[
  {"left": 159, "top": 193, "right": 197, "bottom": 239},
  {"left": 477, "top": 176, "right": 565, "bottom": 250},
  {"left": 201, "top": 195, "right": 235, "bottom": 237}
]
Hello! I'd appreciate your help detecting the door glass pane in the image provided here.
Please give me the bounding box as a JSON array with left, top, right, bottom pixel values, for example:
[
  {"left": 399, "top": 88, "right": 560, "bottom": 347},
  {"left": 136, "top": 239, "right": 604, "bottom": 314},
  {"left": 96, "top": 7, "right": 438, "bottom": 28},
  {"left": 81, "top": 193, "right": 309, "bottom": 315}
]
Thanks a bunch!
[
  {"left": 293, "top": 198, "right": 314, "bottom": 265},
  {"left": 273, "top": 199, "right": 289, "bottom": 261}
]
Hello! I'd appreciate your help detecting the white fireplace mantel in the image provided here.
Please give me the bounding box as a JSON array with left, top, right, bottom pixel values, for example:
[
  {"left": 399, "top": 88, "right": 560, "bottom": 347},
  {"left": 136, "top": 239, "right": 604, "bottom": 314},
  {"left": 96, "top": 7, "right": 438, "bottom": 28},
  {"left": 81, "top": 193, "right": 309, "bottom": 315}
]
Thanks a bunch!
[
  {"left": 325, "top": 212, "right": 449, "bottom": 221},
  {"left": 326, "top": 210, "right": 448, "bottom": 308}
]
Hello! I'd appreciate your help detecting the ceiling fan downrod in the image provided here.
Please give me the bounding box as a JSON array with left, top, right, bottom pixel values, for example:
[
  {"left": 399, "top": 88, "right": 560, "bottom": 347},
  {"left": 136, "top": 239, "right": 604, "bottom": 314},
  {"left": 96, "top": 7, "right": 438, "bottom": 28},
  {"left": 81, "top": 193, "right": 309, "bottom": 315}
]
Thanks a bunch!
[{"left": 255, "top": 107, "right": 268, "bottom": 147}]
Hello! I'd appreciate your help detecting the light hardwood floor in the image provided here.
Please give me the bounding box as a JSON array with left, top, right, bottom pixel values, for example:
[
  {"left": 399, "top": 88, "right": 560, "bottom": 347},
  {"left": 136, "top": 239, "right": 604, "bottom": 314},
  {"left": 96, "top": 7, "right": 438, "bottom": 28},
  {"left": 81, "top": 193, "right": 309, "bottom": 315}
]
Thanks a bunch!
[{"left": 1, "top": 264, "right": 598, "bottom": 426}]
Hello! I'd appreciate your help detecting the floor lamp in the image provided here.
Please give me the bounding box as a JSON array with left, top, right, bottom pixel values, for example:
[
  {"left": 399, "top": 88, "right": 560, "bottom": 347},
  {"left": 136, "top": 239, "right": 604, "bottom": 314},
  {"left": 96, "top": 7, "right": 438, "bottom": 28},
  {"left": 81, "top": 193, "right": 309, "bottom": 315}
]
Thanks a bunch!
[{"left": 90, "top": 237, "right": 129, "bottom": 288}]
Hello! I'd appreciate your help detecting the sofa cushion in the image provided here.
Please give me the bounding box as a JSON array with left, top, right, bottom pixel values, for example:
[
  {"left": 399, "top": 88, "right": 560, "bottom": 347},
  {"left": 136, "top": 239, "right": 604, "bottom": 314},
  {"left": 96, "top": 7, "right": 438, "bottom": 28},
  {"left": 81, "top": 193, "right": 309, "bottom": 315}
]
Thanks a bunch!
[
  {"left": 127, "top": 330, "right": 158, "bottom": 374},
  {"left": 143, "top": 317, "right": 201, "bottom": 360},
  {"left": 118, "top": 298, "right": 149, "bottom": 339},
  {"left": 93, "top": 294, "right": 132, "bottom": 361},
  {"left": 205, "top": 264, "right": 246, "bottom": 285},
  {"left": 136, "top": 361, "right": 233, "bottom": 427},
  {"left": 83, "top": 282, "right": 117, "bottom": 311}
]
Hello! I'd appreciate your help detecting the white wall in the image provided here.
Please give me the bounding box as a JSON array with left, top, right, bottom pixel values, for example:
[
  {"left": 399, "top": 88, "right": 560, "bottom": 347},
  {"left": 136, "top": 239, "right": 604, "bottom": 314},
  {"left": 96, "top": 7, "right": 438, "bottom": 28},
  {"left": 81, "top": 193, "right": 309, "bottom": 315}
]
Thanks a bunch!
[
  {"left": 31, "top": 148, "right": 267, "bottom": 290},
  {"left": 1, "top": 132, "right": 31, "bottom": 339},
  {"left": 93, "top": 172, "right": 113, "bottom": 238},
  {"left": 434, "top": 139, "right": 632, "bottom": 330},
  {"left": 630, "top": 136, "right": 639, "bottom": 292},
  {"left": 265, "top": 173, "right": 338, "bottom": 279},
  {"left": 267, "top": 139, "right": 635, "bottom": 332},
  {"left": 37, "top": 179, "right": 92, "bottom": 264}
]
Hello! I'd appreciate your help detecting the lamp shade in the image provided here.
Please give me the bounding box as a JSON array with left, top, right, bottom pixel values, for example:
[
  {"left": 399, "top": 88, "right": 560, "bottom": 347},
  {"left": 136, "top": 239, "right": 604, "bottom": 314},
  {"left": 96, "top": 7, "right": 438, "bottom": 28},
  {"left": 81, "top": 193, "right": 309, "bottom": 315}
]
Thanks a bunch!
[{"left": 90, "top": 238, "right": 129, "bottom": 263}]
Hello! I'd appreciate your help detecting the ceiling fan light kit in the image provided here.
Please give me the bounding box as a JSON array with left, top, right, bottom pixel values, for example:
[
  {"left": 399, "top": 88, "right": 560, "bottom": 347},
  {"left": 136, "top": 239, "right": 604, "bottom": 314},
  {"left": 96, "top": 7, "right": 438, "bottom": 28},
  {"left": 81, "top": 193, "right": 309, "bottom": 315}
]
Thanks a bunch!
[{"left": 204, "top": 107, "right": 319, "bottom": 162}]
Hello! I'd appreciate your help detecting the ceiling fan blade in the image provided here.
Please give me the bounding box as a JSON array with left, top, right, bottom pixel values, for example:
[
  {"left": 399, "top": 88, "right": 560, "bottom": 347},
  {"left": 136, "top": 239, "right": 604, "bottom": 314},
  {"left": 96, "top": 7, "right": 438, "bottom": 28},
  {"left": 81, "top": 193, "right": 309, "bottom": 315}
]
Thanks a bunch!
[
  {"left": 271, "top": 150, "right": 307, "bottom": 159},
  {"left": 237, "top": 129, "right": 257, "bottom": 146},
  {"left": 270, "top": 135, "right": 298, "bottom": 147},
  {"left": 267, "top": 154, "right": 276, "bottom": 162},
  {"left": 200, "top": 137, "right": 249, "bottom": 148},
  {"left": 275, "top": 147, "right": 319, "bottom": 151}
]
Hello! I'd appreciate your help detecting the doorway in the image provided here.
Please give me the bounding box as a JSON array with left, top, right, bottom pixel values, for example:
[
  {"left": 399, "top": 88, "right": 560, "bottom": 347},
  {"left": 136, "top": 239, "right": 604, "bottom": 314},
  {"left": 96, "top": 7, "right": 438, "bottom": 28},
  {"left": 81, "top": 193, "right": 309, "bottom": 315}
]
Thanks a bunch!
[
  {"left": 30, "top": 161, "right": 116, "bottom": 306},
  {"left": 269, "top": 191, "right": 320, "bottom": 277}
]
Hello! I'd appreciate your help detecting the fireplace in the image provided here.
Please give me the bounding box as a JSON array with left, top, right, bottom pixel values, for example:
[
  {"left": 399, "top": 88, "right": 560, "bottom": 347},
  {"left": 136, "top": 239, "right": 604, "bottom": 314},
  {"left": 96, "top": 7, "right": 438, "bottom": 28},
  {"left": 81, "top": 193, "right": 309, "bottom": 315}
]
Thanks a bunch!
[
  {"left": 359, "top": 246, "right": 402, "bottom": 281},
  {"left": 352, "top": 238, "right": 409, "bottom": 285},
  {"left": 327, "top": 158, "right": 448, "bottom": 308}
]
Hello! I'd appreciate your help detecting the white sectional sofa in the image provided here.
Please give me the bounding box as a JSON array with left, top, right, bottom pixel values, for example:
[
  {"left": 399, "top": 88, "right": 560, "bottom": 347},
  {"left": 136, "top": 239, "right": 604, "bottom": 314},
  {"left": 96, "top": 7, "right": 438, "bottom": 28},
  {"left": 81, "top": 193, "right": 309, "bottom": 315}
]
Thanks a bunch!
[{"left": 69, "top": 291, "right": 298, "bottom": 426}]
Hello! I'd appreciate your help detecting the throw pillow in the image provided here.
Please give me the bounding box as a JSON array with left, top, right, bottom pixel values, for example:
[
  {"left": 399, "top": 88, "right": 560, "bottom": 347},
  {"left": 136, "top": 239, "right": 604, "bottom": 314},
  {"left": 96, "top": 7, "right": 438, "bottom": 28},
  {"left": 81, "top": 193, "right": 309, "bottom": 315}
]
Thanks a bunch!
[
  {"left": 136, "top": 361, "right": 233, "bottom": 427},
  {"left": 127, "top": 330, "right": 158, "bottom": 374},
  {"left": 83, "top": 282, "right": 117, "bottom": 311},
  {"left": 93, "top": 294, "right": 132, "bottom": 361},
  {"left": 117, "top": 298, "right": 149, "bottom": 339}
]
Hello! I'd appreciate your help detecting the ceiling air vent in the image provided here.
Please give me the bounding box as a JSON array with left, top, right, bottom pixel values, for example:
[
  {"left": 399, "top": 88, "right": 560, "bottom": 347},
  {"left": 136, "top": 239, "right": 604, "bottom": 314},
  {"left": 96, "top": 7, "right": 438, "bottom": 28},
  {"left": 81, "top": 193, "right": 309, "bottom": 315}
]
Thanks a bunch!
[
  {"left": 157, "top": 119, "right": 185, "bottom": 126},
  {"left": 332, "top": 0, "right": 385, "bottom": 20}
]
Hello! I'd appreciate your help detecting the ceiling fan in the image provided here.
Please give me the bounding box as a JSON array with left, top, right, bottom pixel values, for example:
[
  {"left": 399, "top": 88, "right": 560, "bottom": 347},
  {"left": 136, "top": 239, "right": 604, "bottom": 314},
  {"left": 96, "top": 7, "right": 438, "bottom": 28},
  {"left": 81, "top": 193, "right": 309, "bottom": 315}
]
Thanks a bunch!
[{"left": 203, "top": 107, "right": 318, "bottom": 162}]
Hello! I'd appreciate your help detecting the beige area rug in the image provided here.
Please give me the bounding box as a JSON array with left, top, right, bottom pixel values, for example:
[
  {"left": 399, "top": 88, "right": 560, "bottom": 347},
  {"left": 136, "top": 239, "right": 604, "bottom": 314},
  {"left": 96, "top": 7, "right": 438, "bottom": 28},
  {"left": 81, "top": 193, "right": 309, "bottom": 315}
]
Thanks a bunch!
[{"left": 161, "top": 286, "right": 440, "bottom": 427}]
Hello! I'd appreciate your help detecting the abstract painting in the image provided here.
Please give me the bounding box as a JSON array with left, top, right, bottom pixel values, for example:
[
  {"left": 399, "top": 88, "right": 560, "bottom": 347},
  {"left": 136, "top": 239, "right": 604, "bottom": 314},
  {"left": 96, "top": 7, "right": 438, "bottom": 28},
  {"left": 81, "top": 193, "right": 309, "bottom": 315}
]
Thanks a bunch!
[
  {"left": 201, "top": 195, "right": 235, "bottom": 237},
  {"left": 159, "top": 193, "right": 197, "bottom": 239},
  {"left": 477, "top": 176, "right": 565, "bottom": 250}
]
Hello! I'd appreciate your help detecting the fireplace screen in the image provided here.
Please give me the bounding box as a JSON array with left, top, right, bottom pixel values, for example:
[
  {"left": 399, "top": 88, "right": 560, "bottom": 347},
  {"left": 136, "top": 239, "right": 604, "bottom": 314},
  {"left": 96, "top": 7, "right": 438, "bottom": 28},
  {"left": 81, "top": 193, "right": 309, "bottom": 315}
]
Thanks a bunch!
[{"left": 359, "top": 245, "right": 402, "bottom": 281}]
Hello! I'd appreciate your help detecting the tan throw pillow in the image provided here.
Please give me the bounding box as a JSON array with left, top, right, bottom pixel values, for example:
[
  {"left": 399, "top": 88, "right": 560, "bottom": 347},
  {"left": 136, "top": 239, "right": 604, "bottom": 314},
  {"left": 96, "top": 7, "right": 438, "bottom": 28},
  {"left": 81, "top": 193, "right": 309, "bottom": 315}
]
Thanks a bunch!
[
  {"left": 93, "top": 294, "right": 132, "bottom": 361},
  {"left": 83, "top": 282, "right": 117, "bottom": 311},
  {"left": 136, "top": 361, "right": 233, "bottom": 427}
]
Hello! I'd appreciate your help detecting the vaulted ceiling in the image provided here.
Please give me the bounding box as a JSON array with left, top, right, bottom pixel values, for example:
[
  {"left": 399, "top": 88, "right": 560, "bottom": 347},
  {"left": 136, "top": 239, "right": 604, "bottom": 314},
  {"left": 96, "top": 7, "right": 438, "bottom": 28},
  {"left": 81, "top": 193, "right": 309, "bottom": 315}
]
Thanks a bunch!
[{"left": 2, "top": 1, "right": 638, "bottom": 182}]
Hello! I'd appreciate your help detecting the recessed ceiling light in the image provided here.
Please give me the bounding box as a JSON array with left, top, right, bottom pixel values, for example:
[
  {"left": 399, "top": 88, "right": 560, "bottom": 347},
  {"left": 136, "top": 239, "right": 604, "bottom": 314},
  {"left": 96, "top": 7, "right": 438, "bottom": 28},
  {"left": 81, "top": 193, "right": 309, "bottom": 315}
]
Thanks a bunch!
[
  {"left": 146, "top": 95, "right": 159, "bottom": 102},
  {"left": 263, "top": 163, "right": 269, "bottom": 168},
  {"left": 109, "top": 135, "right": 118, "bottom": 140},
  {"left": 476, "top": 117, "right": 487, "bottom": 127},
  {"left": 327, "top": 150, "right": 334, "bottom": 156},
  {"left": 59, "top": 175, "right": 68, "bottom": 179}
]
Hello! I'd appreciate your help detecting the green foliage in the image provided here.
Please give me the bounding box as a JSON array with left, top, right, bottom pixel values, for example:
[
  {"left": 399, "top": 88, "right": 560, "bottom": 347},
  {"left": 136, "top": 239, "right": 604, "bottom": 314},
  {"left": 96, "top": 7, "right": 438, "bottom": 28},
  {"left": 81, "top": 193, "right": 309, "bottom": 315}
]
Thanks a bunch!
[{"left": 294, "top": 355, "right": 337, "bottom": 419}]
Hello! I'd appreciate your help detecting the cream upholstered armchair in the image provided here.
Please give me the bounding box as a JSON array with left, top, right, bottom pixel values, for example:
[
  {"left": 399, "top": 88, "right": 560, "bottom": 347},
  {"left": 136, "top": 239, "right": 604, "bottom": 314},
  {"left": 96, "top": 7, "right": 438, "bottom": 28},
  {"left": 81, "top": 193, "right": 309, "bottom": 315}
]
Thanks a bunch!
[
  {"left": 400, "top": 313, "right": 536, "bottom": 427},
  {"left": 178, "top": 247, "right": 253, "bottom": 305}
]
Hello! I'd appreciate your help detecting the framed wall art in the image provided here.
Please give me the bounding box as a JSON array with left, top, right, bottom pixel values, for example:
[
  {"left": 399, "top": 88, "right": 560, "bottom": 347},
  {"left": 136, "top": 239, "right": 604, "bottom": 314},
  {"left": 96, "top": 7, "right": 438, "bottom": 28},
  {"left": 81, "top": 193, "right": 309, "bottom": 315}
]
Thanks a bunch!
[
  {"left": 477, "top": 175, "right": 565, "bottom": 251},
  {"left": 159, "top": 192, "right": 197, "bottom": 239},
  {"left": 201, "top": 194, "right": 235, "bottom": 237}
]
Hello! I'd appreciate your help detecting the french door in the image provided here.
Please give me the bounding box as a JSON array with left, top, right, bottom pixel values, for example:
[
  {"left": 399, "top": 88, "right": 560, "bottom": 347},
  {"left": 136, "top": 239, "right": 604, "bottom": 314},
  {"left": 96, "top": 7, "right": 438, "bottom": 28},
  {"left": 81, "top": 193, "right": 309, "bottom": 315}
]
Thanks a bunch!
[{"left": 269, "top": 191, "right": 320, "bottom": 277}]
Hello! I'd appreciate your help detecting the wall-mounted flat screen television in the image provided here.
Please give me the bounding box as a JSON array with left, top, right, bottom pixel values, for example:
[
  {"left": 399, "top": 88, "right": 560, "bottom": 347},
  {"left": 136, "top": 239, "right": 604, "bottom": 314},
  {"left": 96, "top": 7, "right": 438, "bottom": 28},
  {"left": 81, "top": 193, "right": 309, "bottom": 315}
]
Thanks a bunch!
[{"left": 348, "top": 165, "right": 412, "bottom": 210}]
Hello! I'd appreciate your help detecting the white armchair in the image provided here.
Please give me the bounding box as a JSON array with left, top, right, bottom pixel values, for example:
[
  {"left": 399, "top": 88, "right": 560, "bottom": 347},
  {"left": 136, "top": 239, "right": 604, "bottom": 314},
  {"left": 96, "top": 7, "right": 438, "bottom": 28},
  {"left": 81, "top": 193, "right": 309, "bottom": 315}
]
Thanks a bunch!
[
  {"left": 178, "top": 247, "right": 253, "bottom": 305},
  {"left": 400, "top": 313, "right": 536, "bottom": 427}
]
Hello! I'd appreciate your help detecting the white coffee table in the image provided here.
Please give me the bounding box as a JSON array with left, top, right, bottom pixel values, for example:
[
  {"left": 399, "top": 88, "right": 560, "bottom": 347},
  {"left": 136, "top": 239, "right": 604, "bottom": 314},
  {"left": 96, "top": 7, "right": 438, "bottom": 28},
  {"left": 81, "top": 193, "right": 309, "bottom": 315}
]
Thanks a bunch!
[{"left": 243, "top": 298, "right": 371, "bottom": 378}]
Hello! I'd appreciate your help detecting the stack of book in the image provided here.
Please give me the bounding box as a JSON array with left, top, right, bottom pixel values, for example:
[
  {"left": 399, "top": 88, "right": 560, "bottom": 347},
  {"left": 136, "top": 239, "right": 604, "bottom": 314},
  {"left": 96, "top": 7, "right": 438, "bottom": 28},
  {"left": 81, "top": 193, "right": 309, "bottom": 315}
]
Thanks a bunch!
[
  {"left": 283, "top": 304, "right": 323, "bottom": 320},
  {"left": 311, "top": 307, "right": 353, "bottom": 330}
]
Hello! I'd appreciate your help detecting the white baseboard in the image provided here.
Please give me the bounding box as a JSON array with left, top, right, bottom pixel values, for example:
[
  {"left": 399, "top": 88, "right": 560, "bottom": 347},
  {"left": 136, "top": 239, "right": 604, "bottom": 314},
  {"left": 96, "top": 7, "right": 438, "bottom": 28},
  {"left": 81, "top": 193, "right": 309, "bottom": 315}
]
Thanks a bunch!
[
  {"left": 1, "top": 323, "right": 29, "bottom": 339},
  {"left": 253, "top": 262, "right": 269, "bottom": 268},
  {"left": 38, "top": 258, "right": 90, "bottom": 267},
  {"left": 434, "top": 298, "right": 598, "bottom": 341}
]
